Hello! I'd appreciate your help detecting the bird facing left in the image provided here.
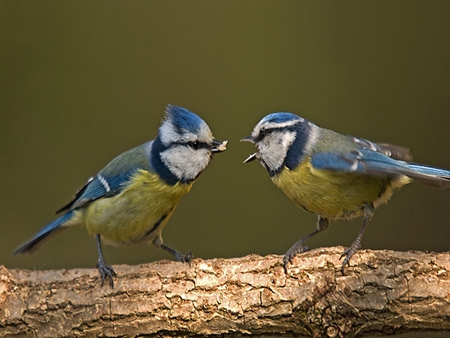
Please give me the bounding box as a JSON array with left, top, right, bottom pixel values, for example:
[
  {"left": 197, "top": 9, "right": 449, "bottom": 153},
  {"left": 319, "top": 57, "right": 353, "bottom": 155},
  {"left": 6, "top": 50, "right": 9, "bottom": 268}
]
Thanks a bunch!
[{"left": 13, "top": 105, "right": 228, "bottom": 287}]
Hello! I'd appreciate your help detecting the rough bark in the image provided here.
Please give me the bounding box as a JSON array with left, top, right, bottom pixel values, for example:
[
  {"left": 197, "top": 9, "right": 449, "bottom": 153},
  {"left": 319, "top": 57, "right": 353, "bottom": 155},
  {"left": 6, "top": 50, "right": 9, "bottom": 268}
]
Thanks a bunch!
[{"left": 1, "top": 247, "right": 449, "bottom": 337}]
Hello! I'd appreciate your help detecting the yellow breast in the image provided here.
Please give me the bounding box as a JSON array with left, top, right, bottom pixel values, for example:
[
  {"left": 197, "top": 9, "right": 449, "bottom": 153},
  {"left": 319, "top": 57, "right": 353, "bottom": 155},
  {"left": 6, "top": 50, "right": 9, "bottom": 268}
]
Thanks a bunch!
[
  {"left": 84, "top": 169, "right": 193, "bottom": 245},
  {"left": 272, "top": 159, "right": 410, "bottom": 219}
]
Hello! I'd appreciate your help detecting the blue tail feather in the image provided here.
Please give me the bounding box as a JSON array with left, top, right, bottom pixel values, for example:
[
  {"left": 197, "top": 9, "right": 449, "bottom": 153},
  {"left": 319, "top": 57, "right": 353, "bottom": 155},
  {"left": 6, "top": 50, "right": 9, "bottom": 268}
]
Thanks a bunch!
[
  {"left": 13, "top": 211, "right": 75, "bottom": 255},
  {"left": 407, "top": 163, "right": 450, "bottom": 189},
  {"left": 408, "top": 163, "right": 450, "bottom": 177}
]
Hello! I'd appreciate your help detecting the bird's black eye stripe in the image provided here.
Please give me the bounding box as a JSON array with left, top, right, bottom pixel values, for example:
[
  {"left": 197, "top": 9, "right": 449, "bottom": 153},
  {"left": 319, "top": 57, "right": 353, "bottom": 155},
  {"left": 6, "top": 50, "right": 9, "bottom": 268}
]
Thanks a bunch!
[
  {"left": 256, "top": 127, "right": 277, "bottom": 141},
  {"left": 255, "top": 128, "right": 268, "bottom": 142},
  {"left": 257, "top": 125, "right": 299, "bottom": 142},
  {"left": 190, "top": 141, "right": 200, "bottom": 150},
  {"left": 170, "top": 141, "right": 210, "bottom": 150},
  {"left": 187, "top": 141, "right": 209, "bottom": 150}
]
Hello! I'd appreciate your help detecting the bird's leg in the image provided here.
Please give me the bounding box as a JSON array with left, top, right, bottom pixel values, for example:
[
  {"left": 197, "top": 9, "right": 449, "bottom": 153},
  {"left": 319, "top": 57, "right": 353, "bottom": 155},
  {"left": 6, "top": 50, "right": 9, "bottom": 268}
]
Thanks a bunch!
[
  {"left": 96, "top": 234, "right": 117, "bottom": 287},
  {"left": 283, "top": 216, "right": 329, "bottom": 272},
  {"left": 153, "top": 235, "right": 193, "bottom": 266},
  {"left": 340, "top": 204, "right": 374, "bottom": 271}
]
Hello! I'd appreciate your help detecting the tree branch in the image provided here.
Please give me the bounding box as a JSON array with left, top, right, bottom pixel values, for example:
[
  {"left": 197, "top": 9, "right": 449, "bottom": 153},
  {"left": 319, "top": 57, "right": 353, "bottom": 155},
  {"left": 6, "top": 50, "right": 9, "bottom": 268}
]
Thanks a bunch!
[{"left": 1, "top": 247, "right": 450, "bottom": 337}]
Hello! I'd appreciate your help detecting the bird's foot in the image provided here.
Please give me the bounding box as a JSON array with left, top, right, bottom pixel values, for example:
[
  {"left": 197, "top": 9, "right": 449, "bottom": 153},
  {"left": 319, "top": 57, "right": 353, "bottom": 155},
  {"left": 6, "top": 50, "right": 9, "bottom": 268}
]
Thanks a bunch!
[
  {"left": 159, "top": 243, "right": 194, "bottom": 267},
  {"left": 97, "top": 258, "right": 117, "bottom": 288},
  {"left": 283, "top": 244, "right": 310, "bottom": 273},
  {"left": 340, "top": 241, "right": 362, "bottom": 272},
  {"left": 174, "top": 251, "right": 194, "bottom": 267}
]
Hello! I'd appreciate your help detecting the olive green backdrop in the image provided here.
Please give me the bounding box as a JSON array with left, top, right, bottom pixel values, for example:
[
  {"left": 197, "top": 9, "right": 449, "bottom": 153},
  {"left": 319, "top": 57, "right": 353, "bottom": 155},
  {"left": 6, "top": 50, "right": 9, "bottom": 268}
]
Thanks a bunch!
[{"left": 1, "top": 2, "right": 450, "bottom": 335}]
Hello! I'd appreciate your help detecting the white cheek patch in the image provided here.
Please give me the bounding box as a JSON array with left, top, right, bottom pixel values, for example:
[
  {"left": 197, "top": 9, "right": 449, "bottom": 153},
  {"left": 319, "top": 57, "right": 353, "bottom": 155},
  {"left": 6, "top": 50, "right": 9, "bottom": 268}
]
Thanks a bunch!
[
  {"left": 281, "top": 130, "right": 296, "bottom": 149},
  {"left": 160, "top": 146, "right": 211, "bottom": 181},
  {"left": 258, "top": 130, "right": 296, "bottom": 172}
]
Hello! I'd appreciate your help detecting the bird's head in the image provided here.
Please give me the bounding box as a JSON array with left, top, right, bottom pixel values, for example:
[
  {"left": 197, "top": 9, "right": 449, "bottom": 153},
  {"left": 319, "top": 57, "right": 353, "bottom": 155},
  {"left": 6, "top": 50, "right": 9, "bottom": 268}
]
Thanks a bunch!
[
  {"left": 241, "top": 112, "right": 317, "bottom": 176},
  {"left": 157, "top": 105, "right": 227, "bottom": 183}
]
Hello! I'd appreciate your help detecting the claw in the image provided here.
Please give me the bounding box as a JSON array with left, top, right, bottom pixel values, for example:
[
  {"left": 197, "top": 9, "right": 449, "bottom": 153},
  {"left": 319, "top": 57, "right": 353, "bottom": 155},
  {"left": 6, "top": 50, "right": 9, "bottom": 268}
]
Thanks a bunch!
[
  {"left": 175, "top": 251, "right": 194, "bottom": 267},
  {"left": 283, "top": 245, "right": 310, "bottom": 273},
  {"left": 340, "top": 241, "right": 362, "bottom": 272},
  {"left": 97, "top": 259, "right": 117, "bottom": 288},
  {"left": 95, "top": 234, "right": 116, "bottom": 287}
]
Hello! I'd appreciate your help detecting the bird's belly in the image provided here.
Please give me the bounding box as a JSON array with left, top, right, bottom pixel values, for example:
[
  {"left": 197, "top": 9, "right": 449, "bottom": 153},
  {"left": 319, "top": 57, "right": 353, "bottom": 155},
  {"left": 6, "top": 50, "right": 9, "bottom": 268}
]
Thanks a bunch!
[
  {"left": 85, "top": 171, "right": 192, "bottom": 246},
  {"left": 272, "top": 164, "right": 395, "bottom": 219}
]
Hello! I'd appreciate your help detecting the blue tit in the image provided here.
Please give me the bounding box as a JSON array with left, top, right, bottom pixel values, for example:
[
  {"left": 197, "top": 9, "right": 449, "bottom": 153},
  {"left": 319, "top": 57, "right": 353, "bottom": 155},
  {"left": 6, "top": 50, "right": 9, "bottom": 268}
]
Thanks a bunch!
[
  {"left": 14, "top": 105, "right": 227, "bottom": 287},
  {"left": 242, "top": 112, "right": 450, "bottom": 272}
]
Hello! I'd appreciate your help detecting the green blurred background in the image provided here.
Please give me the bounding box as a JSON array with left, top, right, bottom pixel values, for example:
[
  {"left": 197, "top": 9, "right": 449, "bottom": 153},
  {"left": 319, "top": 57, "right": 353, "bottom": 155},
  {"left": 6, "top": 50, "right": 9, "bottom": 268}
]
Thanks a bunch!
[
  {"left": 3, "top": 0, "right": 450, "bottom": 274},
  {"left": 1, "top": 1, "right": 450, "bottom": 335}
]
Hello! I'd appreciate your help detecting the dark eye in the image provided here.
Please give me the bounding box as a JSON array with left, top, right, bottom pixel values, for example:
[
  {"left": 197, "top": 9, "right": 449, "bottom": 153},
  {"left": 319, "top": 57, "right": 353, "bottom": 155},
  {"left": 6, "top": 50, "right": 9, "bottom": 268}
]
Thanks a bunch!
[
  {"left": 258, "top": 128, "right": 267, "bottom": 140},
  {"left": 190, "top": 141, "right": 200, "bottom": 150}
]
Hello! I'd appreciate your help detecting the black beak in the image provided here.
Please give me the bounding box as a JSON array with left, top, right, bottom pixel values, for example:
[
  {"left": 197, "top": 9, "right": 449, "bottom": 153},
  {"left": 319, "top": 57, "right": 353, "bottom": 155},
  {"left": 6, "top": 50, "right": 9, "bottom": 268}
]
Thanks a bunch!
[
  {"left": 239, "top": 135, "right": 254, "bottom": 143},
  {"left": 211, "top": 139, "right": 228, "bottom": 153}
]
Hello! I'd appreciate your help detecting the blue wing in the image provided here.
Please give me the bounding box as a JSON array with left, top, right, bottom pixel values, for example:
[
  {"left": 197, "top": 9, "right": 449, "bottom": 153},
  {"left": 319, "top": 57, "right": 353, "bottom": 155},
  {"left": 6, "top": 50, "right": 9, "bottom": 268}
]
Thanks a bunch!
[
  {"left": 311, "top": 149, "right": 450, "bottom": 189},
  {"left": 347, "top": 136, "right": 413, "bottom": 161},
  {"left": 56, "top": 171, "right": 137, "bottom": 213},
  {"left": 311, "top": 149, "right": 410, "bottom": 176},
  {"left": 56, "top": 172, "right": 137, "bottom": 213},
  {"left": 57, "top": 142, "right": 153, "bottom": 213}
]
